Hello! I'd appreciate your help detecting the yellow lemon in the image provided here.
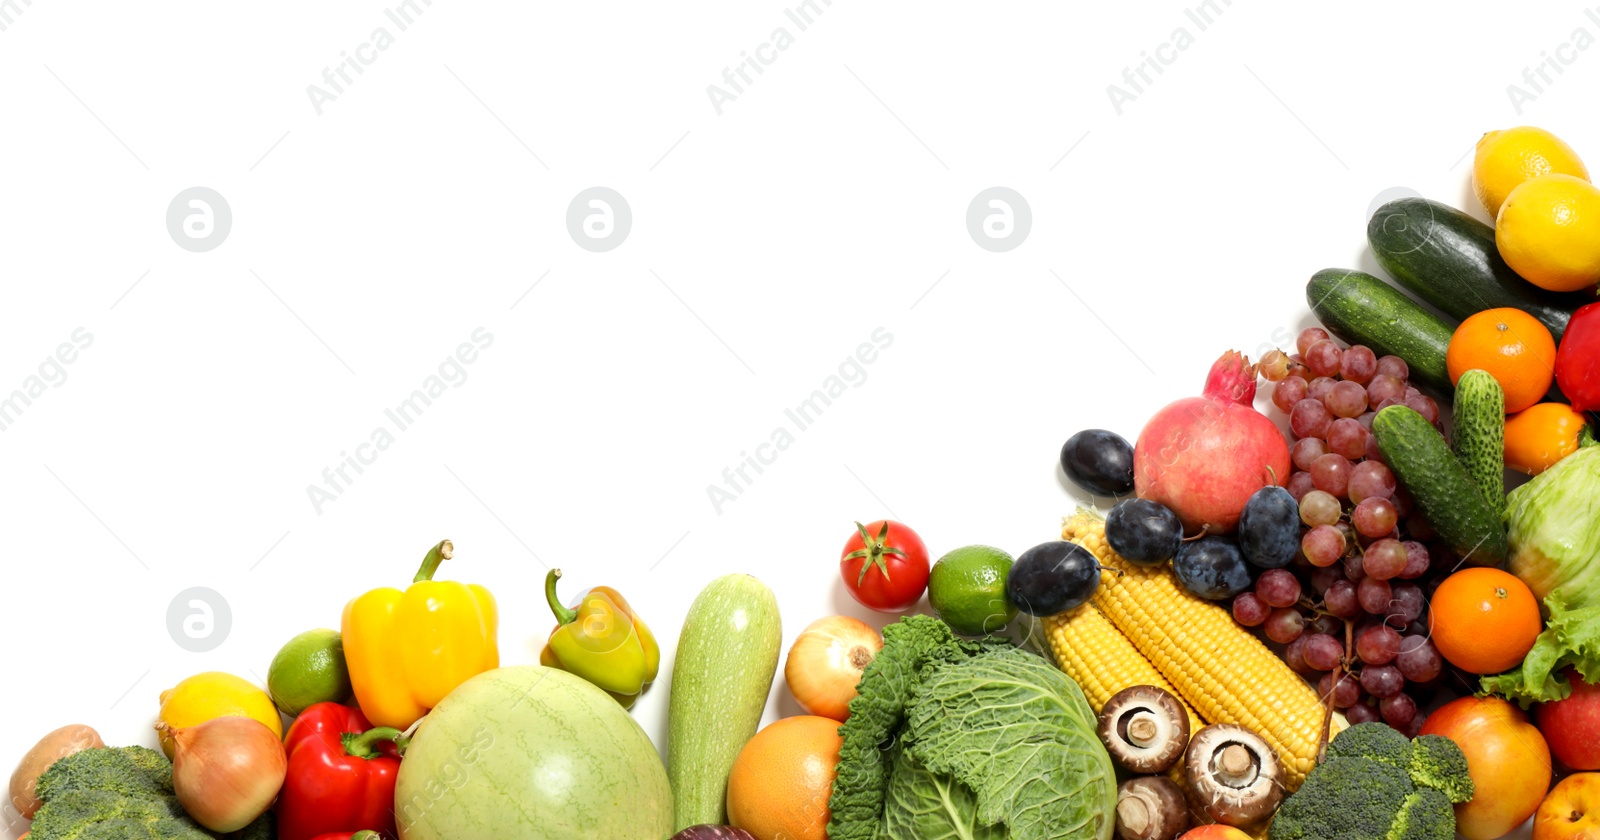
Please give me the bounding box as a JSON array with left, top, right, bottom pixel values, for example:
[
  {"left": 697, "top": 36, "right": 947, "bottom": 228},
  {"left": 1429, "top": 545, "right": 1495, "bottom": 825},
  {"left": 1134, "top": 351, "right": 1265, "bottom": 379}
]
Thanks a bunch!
[
  {"left": 1496, "top": 173, "right": 1600, "bottom": 293},
  {"left": 155, "top": 671, "right": 283, "bottom": 758},
  {"left": 1472, "top": 126, "right": 1588, "bottom": 217}
]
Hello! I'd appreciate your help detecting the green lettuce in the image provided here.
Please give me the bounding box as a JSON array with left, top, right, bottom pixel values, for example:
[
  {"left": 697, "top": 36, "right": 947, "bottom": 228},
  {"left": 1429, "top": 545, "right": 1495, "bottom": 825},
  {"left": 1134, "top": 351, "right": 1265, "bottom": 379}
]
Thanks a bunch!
[
  {"left": 827, "top": 616, "right": 1115, "bottom": 840},
  {"left": 1482, "top": 591, "right": 1600, "bottom": 706},
  {"left": 1508, "top": 444, "right": 1600, "bottom": 609}
]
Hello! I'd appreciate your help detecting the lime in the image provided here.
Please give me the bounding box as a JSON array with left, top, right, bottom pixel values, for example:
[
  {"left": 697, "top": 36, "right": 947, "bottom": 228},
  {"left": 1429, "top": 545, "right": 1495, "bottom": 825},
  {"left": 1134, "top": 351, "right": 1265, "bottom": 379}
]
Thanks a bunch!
[
  {"left": 266, "top": 628, "right": 351, "bottom": 717},
  {"left": 928, "top": 545, "right": 1017, "bottom": 636}
]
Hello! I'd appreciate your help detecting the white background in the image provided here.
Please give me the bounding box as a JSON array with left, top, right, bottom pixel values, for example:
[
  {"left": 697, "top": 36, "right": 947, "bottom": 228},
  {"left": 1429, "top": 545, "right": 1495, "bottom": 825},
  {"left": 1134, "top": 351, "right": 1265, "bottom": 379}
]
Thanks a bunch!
[{"left": 4, "top": 1, "right": 1591, "bottom": 837}]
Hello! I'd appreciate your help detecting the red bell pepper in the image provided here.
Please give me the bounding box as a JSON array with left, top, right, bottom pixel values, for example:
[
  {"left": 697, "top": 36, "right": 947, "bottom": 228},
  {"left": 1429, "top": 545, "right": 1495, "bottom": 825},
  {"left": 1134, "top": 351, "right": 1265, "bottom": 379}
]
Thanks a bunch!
[
  {"left": 276, "top": 702, "right": 406, "bottom": 840},
  {"left": 1558, "top": 302, "right": 1600, "bottom": 413}
]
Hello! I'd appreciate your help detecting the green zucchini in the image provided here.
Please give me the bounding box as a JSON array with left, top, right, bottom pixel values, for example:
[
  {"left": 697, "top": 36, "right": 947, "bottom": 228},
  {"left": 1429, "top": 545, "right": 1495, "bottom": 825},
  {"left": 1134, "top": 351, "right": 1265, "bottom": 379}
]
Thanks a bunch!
[
  {"left": 1452, "top": 369, "right": 1507, "bottom": 520},
  {"left": 1306, "top": 268, "right": 1454, "bottom": 393},
  {"left": 667, "top": 574, "right": 782, "bottom": 831},
  {"left": 1374, "top": 405, "right": 1508, "bottom": 566},
  {"left": 1368, "top": 197, "right": 1589, "bottom": 341}
]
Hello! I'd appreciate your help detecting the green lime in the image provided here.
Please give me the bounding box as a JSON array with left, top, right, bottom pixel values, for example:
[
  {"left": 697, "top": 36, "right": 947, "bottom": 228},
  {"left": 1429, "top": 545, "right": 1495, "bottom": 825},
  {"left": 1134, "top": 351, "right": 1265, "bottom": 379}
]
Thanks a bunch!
[
  {"left": 266, "top": 628, "right": 351, "bottom": 717},
  {"left": 928, "top": 545, "right": 1017, "bottom": 636}
]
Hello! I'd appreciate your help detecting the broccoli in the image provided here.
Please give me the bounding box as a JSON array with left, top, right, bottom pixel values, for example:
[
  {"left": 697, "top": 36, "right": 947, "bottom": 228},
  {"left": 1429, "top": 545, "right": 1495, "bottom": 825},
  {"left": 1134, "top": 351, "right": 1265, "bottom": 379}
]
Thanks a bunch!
[
  {"left": 28, "top": 746, "right": 274, "bottom": 840},
  {"left": 1409, "top": 735, "right": 1475, "bottom": 804},
  {"left": 1269, "top": 723, "right": 1474, "bottom": 840},
  {"left": 1324, "top": 718, "right": 1412, "bottom": 768}
]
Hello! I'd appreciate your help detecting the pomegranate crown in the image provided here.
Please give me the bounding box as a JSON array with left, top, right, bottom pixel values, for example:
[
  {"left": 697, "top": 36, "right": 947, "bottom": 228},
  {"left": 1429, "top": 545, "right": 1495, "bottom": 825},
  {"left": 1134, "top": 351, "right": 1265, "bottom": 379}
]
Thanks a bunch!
[{"left": 1203, "top": 350, "right": 1258, "bottom": 405}]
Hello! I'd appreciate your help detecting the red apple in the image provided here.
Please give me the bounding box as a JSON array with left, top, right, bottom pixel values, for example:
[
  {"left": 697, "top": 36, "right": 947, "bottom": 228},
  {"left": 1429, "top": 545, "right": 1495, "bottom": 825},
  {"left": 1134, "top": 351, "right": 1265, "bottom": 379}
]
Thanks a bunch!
[
  {"left": 1178, "top": 827, "right": 1252, "bottom": 840},
  {"left": 1422, "top": 695, "right": 1553, "bottom": 840},
  {"left": 1534, "top": 773, "right": 1600, "bottom": 840},
  {"left": 1538, "top": 671, "right": 1600, "bottom": 770}
]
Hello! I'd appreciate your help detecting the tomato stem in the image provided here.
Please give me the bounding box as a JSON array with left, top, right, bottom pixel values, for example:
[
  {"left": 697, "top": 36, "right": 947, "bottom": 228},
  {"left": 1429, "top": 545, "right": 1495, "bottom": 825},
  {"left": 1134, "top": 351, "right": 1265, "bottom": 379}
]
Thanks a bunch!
[{"left": 844, "top": 521, "right": 905, "bottom": 586}]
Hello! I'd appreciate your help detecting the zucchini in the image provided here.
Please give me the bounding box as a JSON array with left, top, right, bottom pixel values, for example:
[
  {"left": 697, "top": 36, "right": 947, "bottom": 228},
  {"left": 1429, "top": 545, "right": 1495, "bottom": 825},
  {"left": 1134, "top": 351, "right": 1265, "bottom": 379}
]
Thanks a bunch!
[
  {"left": 1452, "top": 369, "right": 1507, "bottom": 520},
  {"left": 1368, "top": 197, "right": 1589, "bottom": 341},
  {"left": 1306, "top": 268, "right": 1454, "bottom": 393},
  {"left": 1374, "top": 406, "right": 1508, "bottom": 566},
  {"left": 667, "top": 574, "right": 782, "bottom": 831}
]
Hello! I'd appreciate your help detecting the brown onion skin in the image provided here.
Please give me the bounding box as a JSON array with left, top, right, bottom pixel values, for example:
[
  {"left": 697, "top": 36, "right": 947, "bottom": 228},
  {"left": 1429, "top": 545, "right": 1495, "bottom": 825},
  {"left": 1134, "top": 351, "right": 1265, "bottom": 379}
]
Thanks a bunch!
[
  {"left": 171, "top": 716, "right": 287, "bottom": 832},
  {"left": 670, "top": 827, "right": 758, "bottom": 840}
]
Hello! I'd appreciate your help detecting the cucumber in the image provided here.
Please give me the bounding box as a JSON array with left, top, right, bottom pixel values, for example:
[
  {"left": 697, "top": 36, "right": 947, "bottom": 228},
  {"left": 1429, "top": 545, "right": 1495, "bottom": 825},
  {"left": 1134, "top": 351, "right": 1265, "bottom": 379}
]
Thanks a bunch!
[
  {"left": 1368, "top": 197, "right": 1589, "bottom": 341},
  {"left": 667, "top": 574, "right": 782, "bottom": 831},
  {"left": 1374, "top": 406, "right": 1508, "bottom": 566},
  {"left": 1306, "top": 269, "right": 1454, "bottom": 393},
  {"left": 1452, "top": 369, "right": 1507, "bottom": 520}
]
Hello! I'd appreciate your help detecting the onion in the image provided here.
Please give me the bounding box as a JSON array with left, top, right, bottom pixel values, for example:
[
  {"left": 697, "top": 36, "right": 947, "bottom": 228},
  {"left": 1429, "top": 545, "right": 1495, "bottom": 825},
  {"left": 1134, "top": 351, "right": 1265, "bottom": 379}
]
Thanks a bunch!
[
  {"left": 784, "top": 615, "right": 883, "bottom": 721},
  {"left": 170, "top": 716, "right": 287, "bottom": 831}
]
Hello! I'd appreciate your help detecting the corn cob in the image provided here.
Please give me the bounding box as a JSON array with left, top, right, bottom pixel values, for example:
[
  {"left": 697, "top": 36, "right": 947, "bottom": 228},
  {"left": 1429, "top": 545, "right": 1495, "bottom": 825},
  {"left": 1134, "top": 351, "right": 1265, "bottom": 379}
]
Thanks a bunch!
[
  {"left": 1064, "top": 510, "right": 1339, "bottom": 790},
  {"left": 1043, "top": 602, "right": 1204, "bottom": 736}
]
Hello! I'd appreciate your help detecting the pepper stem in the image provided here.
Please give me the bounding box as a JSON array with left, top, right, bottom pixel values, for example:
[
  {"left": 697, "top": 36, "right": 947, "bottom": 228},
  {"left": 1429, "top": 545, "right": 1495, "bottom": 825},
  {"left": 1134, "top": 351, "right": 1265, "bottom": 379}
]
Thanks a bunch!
[
  {"left": 545, "top": 569, "right": 579, "bottom": 625},
  {"left": 342, "top": 726, "right": 409, "bottom": 759},
  {"left": 351, "top": 832, "right": 382, "bottom": 840},
  {"left": 413, "top": 539, "right": 454, "bottom": 584}
]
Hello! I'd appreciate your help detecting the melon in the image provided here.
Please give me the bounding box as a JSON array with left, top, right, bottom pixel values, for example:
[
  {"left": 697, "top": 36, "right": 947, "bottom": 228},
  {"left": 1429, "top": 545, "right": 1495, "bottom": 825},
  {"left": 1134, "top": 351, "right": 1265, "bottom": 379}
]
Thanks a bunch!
[{"left": 395, "top": 665, "right": 672, "bottom": 839}]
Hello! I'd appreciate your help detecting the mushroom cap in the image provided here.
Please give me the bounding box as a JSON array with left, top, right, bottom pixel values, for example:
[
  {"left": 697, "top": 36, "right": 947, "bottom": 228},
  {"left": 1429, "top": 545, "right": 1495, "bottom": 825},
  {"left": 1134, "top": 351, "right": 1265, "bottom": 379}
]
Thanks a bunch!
[
  {"left": 1098, "top": 685, "right": 1192, "bottom": 774},
  {"left": 1114, "top": 776, "right": 1189, "bottom": 840},
  {"left": 1184, "top": 724, "right": 1284, "bottom": 826}
]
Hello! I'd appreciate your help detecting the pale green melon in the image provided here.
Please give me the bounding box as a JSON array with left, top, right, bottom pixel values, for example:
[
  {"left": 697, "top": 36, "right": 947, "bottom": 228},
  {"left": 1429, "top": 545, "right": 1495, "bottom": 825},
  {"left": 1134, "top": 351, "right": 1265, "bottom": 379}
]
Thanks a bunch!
[{"left": 396, "top": 665, "right": 672, "bottom": 839}]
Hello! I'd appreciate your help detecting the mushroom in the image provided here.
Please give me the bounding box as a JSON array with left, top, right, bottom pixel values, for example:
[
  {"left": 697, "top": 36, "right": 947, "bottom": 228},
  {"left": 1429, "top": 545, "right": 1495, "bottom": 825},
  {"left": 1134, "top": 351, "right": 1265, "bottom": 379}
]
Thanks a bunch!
[
  {"left": 1114, "top": 776, "right": 1189, "bottom": 840},
  {"left": 1184, "top": 724, "right": 1284, "bottom": 827},
  {"left": 1098, "top": 685, "right": 1191, "bottom": 774}
]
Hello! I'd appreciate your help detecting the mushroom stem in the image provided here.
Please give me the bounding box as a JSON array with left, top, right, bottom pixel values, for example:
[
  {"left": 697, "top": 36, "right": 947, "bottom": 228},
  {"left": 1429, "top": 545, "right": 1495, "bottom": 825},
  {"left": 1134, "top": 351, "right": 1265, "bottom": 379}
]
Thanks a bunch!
[
  {"left": 1126, "top": 713, "right": 1159, "bottom": 748},
  {"left": 1215, "top": 744, "right": 1257, "bottom": 786},
  {"left": 1117, "top": 797, "right": 1152, "bottom": 834}
]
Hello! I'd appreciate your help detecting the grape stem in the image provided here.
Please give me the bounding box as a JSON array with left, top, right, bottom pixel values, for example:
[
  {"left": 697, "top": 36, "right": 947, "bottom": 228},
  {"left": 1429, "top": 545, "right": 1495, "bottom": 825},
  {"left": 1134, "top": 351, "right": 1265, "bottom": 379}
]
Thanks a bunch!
[{"left": 1315, "top": 618, "right": 1353, "bottom": 765}]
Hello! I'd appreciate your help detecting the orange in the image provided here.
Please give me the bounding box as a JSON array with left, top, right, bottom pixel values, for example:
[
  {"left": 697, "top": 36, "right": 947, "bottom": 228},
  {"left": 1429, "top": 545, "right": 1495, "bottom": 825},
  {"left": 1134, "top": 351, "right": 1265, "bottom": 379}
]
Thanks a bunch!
[
  {"left": 1429, "top": 568, "right": 1543, "bottom": 675},
  {"left": 1504, "top": 402, "right": 1590, "bottom": 475},
  {"left": 1446, "top": 308, "right": 1557, "bottom": 413},
  {"left": 727, "top": 715, "right": 841, "bottom": 840}
]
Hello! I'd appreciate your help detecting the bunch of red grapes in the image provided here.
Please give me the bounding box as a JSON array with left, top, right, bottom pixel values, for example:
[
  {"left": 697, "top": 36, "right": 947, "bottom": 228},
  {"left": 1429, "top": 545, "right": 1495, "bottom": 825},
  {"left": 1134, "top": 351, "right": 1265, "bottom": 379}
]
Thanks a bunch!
[{"left": 1230, "top": 327, "right": 1455, "bottom": 735}]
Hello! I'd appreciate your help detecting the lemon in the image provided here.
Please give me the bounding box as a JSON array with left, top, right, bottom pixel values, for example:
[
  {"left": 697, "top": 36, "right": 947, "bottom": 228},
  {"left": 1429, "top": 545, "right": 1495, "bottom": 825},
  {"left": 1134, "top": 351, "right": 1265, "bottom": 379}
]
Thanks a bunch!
[
  {"left": 928, "top": 545, "right": 1016, "bottom": 636},
  {"left": 267, "top": 628, "right": 352, "bottom": 717},
  {"left": 1473, "top": 126, "right": 1589, "bottom": 217},
  {"left": 1496, "top": 173, "right": 1600, "bottom": 293},
  {"left": 156, "top": 671, "right": 282, "bottom": 758}
]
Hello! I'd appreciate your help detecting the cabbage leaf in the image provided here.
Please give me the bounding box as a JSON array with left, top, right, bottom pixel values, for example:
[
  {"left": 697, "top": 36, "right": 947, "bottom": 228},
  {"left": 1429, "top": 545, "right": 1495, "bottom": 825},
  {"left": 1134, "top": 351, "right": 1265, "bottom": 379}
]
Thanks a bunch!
[
  {"left": 904, "top": 647, "right": 1117, "bottom": 840},
  {"left": 880, "top": 745, "right": 1007, "bottom": 840},
  {"left": 826, "top": 616, "right": 1006, "bottom": 840}
]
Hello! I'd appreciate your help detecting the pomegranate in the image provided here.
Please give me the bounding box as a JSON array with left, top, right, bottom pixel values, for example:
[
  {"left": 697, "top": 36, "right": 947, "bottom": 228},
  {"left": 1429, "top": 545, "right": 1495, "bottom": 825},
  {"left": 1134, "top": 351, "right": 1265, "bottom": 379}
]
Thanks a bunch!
[{"left": 1133, "top": 350, "right": 1290, "bottom": 534}]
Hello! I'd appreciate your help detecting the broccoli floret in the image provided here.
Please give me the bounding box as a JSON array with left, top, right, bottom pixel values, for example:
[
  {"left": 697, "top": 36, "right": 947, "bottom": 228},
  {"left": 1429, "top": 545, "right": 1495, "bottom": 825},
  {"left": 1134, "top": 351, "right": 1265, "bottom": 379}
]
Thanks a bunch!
[
  {"left": 1272, "top": 727, "right": 1471, "bottom": 840},
  {"left": 1409, "top": 734, "right": 1474, "bottom": 804},
  {"left": 1326, "top": 722, "right": 1413, "bottom": 768},
  {"left": 28, "top": 746, "right": 274, "bottom": 840},
  {"left": 1391, "top": 789, "right": 1456, "bottom": 840},
  {"left": 1270, "top": 756, "right": 1411, "bottom": 840},
  {"left": 34, "top": 746, "right": 173, "bottom": 799}
]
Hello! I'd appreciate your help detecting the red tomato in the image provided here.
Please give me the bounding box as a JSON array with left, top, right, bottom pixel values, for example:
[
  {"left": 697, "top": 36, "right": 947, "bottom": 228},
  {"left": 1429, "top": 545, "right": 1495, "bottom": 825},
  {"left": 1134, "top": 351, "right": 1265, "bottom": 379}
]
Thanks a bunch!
[{"left": 839, "top": 520, "right": 929, "bottom": 612}]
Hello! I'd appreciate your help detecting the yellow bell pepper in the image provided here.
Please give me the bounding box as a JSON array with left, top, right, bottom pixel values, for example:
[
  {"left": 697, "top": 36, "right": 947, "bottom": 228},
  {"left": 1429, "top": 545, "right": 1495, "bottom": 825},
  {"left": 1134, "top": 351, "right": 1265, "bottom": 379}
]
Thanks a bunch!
[{"left": 341, "top": 539, "right": 498, "bottom": 730}]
